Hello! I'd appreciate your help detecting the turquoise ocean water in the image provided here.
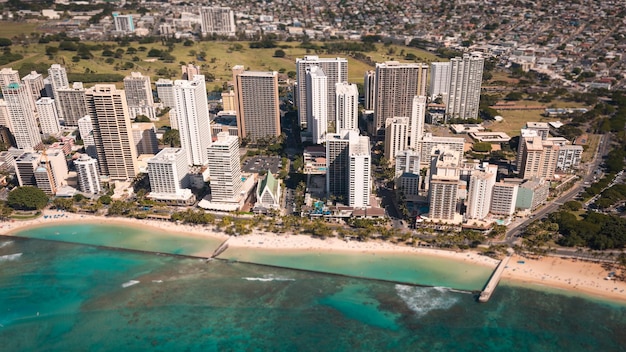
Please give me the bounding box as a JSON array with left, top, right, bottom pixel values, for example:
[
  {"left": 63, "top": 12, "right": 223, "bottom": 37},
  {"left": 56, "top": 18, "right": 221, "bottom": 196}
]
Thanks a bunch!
[{"left": 1, "top": 224, "right": 625, "bottom": 351}]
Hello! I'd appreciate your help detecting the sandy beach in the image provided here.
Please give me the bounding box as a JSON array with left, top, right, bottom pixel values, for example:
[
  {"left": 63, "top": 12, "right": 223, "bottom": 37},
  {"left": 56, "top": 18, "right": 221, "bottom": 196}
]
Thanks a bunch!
[{"left": 2, "top": 210, "right": 625, "bottom": 302}]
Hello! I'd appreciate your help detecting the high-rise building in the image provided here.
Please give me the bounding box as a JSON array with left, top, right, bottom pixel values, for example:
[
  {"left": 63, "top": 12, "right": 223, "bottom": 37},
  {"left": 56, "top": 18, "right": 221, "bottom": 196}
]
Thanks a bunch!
[
  {"left": 47, "top": 64, "right": 69, "bottom": 99},
  {"left": 15, "top": 152, "right": 41, "bottom": 186},
  {"left": 77, "top": 115, "right": 97, "bottom": 159},
  {"left": 21, "top": 71, "right": 45, "bottom": 103},
  {"left": 516, "top": 178, "right": 549, "bottom": 211},
  {"left": 429, "top": 149, "right": 461, "bottom": 221},
  {"left": 0, "top": 99, "right": 11, "bottom": 130},
  {"left": 200, "top": 7, "right": 236, "bottom": 36},
  {"left": 490, "top": 181, "right": 519, "bottom": 216},
  {"left": 123, "top": 72, "right": 155, "bottom": 120},
  {"left": 35, "top": 97, "right": 60, "bottom": 135},
  {"left": 395, "top": 149, "right": 421, "bottom": 200},
  {"left": 556, "top": 144, "right": 583, "bottom": 172},
  {"left": 181, "top": 63, "right": 201, "bottom": 80},
  {"left": 232, "top": 66, "right": 280, "bottom": 143},
  {"left": 429, "top": 62, "right": 451, "bottom": 100},
  {"left": 363, "top": 70, "right": 375, "bottom": 110},
  {"left": 0, "top": 68, "right": 20, "bottom": 88},
  {"left": 445, "top": 52, "right": 484, "bottom": 120},
  {"left": 520, "top": 137, "right": 559, "bottom": 181},
  {"left": 2, "top": 83, "right": 41, "bottom": 150},
  {"left": 335, "top": 82, "right": 359, "bottom": 132},
  {"left": 131, "top": 122, "right": 159, "bottom": 155},
  {"left": 35, "top": 147, "right": 68, "bottom": 195},
  {"left": 173, "top": 75, "right": 211, "bottom": 166},
  {"left": 516, "top": 128, "right": 539, "bottom": 171},
  {"left": 155, "top": 79, "right": 176, "bottom": 108},
  {"left": 524, "top": 122, "right": 550, "bottom": 140},
  {"left": 326, "top": 129, "right": 371, "bottom": 204},
  {"left": 305, "top": 66, "right": 328, "bottom": 144},
  {"left": 75, "top": 154, "right": 101, "bottom": 194},
  {"left": 147, "top": 148, "right": 194, "bottom": 205},
  {"left": 55, "top": 82, "right": 87, "bottom": 126},
  {"left": 112, "top": 12, "right": 135, "bottom": 33},
  {"left": 207, "top": 132, "right": 242, "bottom": 201},
  {"left": 409, "top": 95, "right": 427, "bottom": 149},
  {"left": 384, "top": 117, "right": 409, "bottom": 163},
  {"left": 417, "top": 133, "right": 465, "bottom": 165},
  {"left": 296, "top": 56, "right": 348, "bottom": 127},
  {"left": 373, "top": 61, "right": 428, "bottom": 133},
  {"left": 86, "top": 84, "right": 138, "bottom": 180},
  {"left": 466, "top": 164, "right": 497, "bottom": 220}
]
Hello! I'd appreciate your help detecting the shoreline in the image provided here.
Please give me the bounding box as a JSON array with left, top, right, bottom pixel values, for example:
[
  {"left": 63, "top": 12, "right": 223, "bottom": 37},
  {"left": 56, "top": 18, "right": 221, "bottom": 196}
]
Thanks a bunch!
[{"left": 1, "top": 210, "right": 625, "bottom": 302}]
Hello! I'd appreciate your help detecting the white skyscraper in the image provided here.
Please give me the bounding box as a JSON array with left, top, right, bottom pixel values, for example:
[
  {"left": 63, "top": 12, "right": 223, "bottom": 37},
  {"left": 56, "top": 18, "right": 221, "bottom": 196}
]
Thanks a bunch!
[
  {"left": 75, "top": 154, "right": 101, "bottom": 194},
  {"left": 409, "top": 95, "right": 427, "bottom": 149},
  {"left": 200, "top": 7, "right": 236, "bottom": 36},
  {"left": 86, "top": 84, "right": 138, "bottom": 181},
  {"left": 306, "top": 66, "right": 328, "bottom": 144},
  {"left": 207, "top": 132, "right": 242, "bottom": 201},
  {"left": 363, "top": 70, "right": 375, "bottom": 110},
  {"left": 0, "top": 99, "right": 11, "bottom": 131},
  {"left": 35, "top": 147, "right": 68, "bottom": 195},
  {"left": 173, "top": 75, "right": 211, "bottom": 166},
  {"left": 429, "top": 62, "right": 451, "bottom": 100},
  {"left": 335, "top": 82, "right": 359, "bottom": 132},
  {"left": 445, "top": 52, "right": 484, "bottom": 120},
  {"left": 395, "top": 149, "right": 421, "bottom": 200},
  {"left": 0, "top": 68, "right": 20, "bottom": 88},
  {"left": 490, "top": 181, "right": 519, "bottom": 216},
  {"left": 113, "top": 12, "right": 135, "bottom": 33},
  {"left": 35, "top": 97, "right": 60, "bottom": 135},
  {"left": 21, "top": 71, "right": 45, "bottom": 103},
  {"left": 429, "top": 149, "right": 461, "bottom": 221},
  {"left": 55, "top": 82, "right": 87, "bottom": 126},
  {"left": 296, "top": 56, "right": 348, "bottom": 127},
  {"left": 326, "top": 129, "right": 371, "bottom": 206},
  {"left": 156, "top": 78, "right": 176, "bottom": 108},
  {"left": 123, "top": 72, "right": 155, "bottom": 120},
  {"left": 418, "top": 133, "right": 465, "bottom": 165},
  {"left": 373, "top": 61, "right": 428, "bottom": 133},
  {"left": 2, "top": 82, "right": 41, "bottom": 150},
  {"left": 47, "top": 64, "right": 69, "bottom": 99},
  {"left": 384, "top": 117, "right": 409, "bottom": 163},
  {"left": 147, "top": 148, "right": 195, "bottom": 205},
  {"left": 466, "top": 164, "right": 498, "bottom": 220},
  {"left": 77, "top": 115, "right": 97, "bottom": 158}
]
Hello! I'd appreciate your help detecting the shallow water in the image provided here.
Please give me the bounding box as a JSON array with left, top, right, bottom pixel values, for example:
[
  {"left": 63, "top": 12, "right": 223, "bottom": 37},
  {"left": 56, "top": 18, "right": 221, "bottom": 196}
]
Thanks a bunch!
[{"left": 1, "top": 228, "right": 625, "bottom": 351}]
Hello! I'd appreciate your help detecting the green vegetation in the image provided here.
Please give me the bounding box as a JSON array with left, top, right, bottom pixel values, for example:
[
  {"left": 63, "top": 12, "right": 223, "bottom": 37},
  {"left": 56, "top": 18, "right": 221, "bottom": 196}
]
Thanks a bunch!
[
  {"left": 7, "top": 186, "right": 49, "bottom": 210},
  {"left": 548, "top": 211, "right": 626, "bottom": 250}
]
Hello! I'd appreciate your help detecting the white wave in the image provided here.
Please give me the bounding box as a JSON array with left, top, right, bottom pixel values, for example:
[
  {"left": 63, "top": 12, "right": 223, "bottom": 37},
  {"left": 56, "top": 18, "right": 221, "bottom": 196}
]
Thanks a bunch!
[
  {"left": 395, "top": 284, "right": 460, "bottom": 318},
  {"left": 122, "top": 280, "right": 140, "bottom": 288},
  {"left": 0, "top": 253, "right": 22, "bottom": 262},
  {"left": 152, "top": 280, "right": 163, "bottom": 283},
  {"left": 243, "top": 275, "right": 295, "bottom": 282},
  {"left": 0, "top": 241, "right": 14, "bottom": 248}
]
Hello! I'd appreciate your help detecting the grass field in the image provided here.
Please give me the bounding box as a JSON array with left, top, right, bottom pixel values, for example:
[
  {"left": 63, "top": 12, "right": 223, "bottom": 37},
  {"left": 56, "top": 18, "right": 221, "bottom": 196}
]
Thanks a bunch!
[{"left": 0, "top": 26, "right": 440, "bottom": 88}]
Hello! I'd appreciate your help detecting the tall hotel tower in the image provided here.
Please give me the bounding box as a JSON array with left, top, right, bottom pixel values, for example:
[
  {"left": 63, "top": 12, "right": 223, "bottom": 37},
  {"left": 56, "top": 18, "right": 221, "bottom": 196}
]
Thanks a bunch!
[
  {"left": 207, "top": 132, "right": 243, "bottom": 201},
  {"left": 429, "top": 62, "right": 451, "bottom": 100},
  {"left": 326, "top": 129, "right": 371, "bottom": 206},
  {"left": 373, "top": 61, "right": 428, "bottom": 134},
  {"left": 55, "top": 82, "right": 87, "bottom": 126},
  {"left": 200, "top": 7, "right": 236, "bottom": 36},
  {"left": 86, "top": 84, "right": 138, "bottom": 180},
  {"left": 305, "top": 66, "right": 327, "bottom": 144},
  {"left": 47, "top": 64, "right": 69, "bottom": 99},
  {"left": 2, "top": 82, "right": 41, "bottom": 150},
  {"left": 173, "top": 75, "right": 211, "bottom": 166},
  {"left": 232, "top": 66, "right": 280, "bottom": 144},
  {"left": 445, "top": 52, "right": 484, "bottom": 120},
  {"left": 296, "top": 56, "right": 348, "bottom": 128},
  {"left": 123, "top": 72, "right": 156, "bottom": 120},
  {"left": 335, "top": 82, "right": 359, "bottom": 132}
]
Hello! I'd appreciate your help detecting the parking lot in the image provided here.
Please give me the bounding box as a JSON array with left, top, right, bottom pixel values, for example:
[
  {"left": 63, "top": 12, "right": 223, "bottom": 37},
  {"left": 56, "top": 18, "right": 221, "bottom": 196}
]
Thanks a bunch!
[{"left": 241, "top": 156, "right": 282, "bottom": 174}]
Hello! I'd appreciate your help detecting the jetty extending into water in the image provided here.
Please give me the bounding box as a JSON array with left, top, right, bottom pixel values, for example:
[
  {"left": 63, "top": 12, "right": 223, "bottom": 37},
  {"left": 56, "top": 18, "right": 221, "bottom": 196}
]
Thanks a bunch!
[{"left": 478, "top": 254, "right": 512, "bottom": 303}]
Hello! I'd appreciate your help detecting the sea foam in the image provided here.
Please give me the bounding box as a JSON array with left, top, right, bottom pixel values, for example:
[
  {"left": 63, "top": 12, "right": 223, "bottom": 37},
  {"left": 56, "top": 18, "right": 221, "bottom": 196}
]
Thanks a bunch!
[
  {"left": 395, "top": 284, "right": 460, "bottom": 317},
  {"left": 0, "top": 253, "right": 22, "bottom": 262},
  {"left": 0, "top": 240, "right": 14, "bottom": 248},
  {"left": 243, "top": 275, "right": 295, "bottom": 282}
]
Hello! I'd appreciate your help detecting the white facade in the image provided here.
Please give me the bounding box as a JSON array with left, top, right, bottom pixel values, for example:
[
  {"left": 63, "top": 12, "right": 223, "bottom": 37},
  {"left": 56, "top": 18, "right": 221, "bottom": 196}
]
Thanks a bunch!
[
  {"left": 36, "top": 97, "right": 60, "bottom": 135},
  {"left": 295, "top": 56, "right": 348, "bottom": 127},
  {"left": 0, "top": 99, "right": 10, "bottom": 131},
  {"left": 113, "top": 12, "right": 135, "bottom": 33},
  {"left": 418, "top": 133, "right": 465, "bottom": 165},
  {"left": 77, "top": 115, "right": 96, "bottom": 158},
  {"left": 409, "top": 95, "right": 427, "bottom": 149},
  {"left": 200, "top": 7, "right": 236, "bottom": 36},
  {"left": 207, "top": 132, "right": 242, "bottom": 201},
  {"left": 21, "top": 71, "right": 45, "bottom": 103},
  {"left": 0, "top": 68, "right": 20, "bottom": 88},
  {"left": 429, "top": 150, "right": 461, "bottom": 221},
  {"left": 75, "top": 154, "right": 101, "bottom": 194},
  {"left": 395, "top": 149, "right": 421, "bottom": 176},
  {"left": 556, "top": 145, "right": 583, "bottom": 171},
  {"left": 429, "top": 62, "right": 451, "bottom": 99},
  {"left": 2, "top": 83, "right": 41, "bottom": 150},
  {"left": 335, "top": 82, "right": 359, "bottom": 132},
  {"left": 326, "top": 130, "right": 370, "bottom": 204},
  {"left": 156, "top": 79, "right": 176, "bottom": 108},
  {"left": 173, "top": 75, "right": 211, "bottom": 166},
  {"left": 47, "top": 64, "right": 69, "bottom": 100},
  {"left": 445, "top": 52, "right": 484, "bottom": 120},
  {"left": 466, "top": 164, "right": 497, "bottom": 220},
  {"left": 306, "top": 66, "right": 328, "bottom": 144},
  {"left": 363, "top": 70, "right": 375, "bottom": 110},
  {"left": 384, "top": 117, "right": 409, "bottom": 163},
  {"left": 349, "top": 153, "right": 371, "bottom": 207},
  {"left": 147, "top": 148, "right": 190, "bottom": 194},
  {"left": 490, "top": 181, "right": 518, "bottom": 216},
  {"left": 123, "top": 72, "right": 155, "bottom": 120}
]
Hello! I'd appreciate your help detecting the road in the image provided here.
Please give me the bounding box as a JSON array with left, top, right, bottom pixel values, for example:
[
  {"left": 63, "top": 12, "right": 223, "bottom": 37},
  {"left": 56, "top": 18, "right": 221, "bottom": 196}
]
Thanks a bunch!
[{"left": 504, "top": 134, "right": 612, "bottom": 244}]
